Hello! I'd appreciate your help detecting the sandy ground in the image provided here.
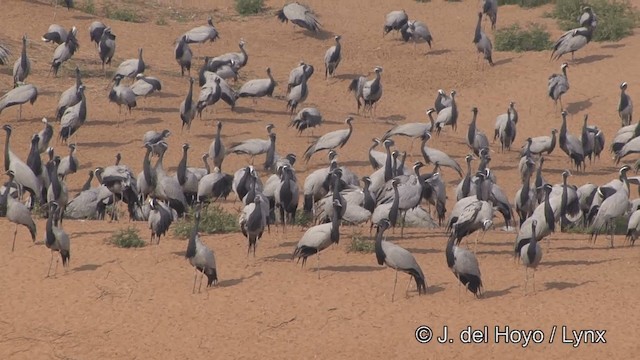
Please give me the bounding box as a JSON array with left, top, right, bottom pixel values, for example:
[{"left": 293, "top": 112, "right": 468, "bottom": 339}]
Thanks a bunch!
[{"left": 1, "top": 0, "right": 640, "bottom": 358}]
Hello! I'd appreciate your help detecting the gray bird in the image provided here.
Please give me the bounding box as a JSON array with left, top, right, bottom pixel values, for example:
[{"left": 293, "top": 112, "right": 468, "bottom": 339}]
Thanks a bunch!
[
  {"left": 228, "top": 125, "right": 276, "bottom": 163},
  {"left": 473, "top": 13, "right": 494, "bottom": 67},
  {"left": 362, "top": 66, "right": 383, "bottom": 118},
  {"left": 60, "top": 84, "right": 87, "bottom": 143},
  {"left": 383, "top": 108, "right": 435, "bottom": 154},
  {"left": 290, "top": 107, "right": 323, "bottom": 135},
  {"left": 58, "top": 144, "right": 79, "bottom": 179},
  {"left": 46, "top": 157, "right": 69, "bottom": 223},
  {"left": 466, "top": 107, "right": 489, "bottom": 156},
  {"left": 434, "top": 90, "right": 458, "bottom": 134},
  {"left": 625, "top": 208, "right": 640, "bottom": 246},
  {"left": 51, "top": 26, "right": 79, "bottom": 77},
  {"left": 276, "top": 2, "right": 321, "bottom": 32},
  {"left": 185, "top": 208, "right": 218, "bottom": 293},
  {"left": 287, "top": 67, "right": 309, "bottom": 114},
  {"left": 446, "top": 231, "right": 483, "bottom": 299},
  {"left": 303, "top": 117, "right": 354, "bottom": 163},
  {"left": 56, "top": 66, "right": 82, "bottom": 120},
  {"left": 148, "top": 198, "right": 172, "bottom": 245},
  {"left": 209, "top": 121, "right": 225, "bottom": 169},
  {"left": 618, "top": 82, "right": 633, "bottom": 126},
  {"left": 98, "top": 27, "right": 116, "bottom": 70},
  {"left": 482, "top": 0, "right": 498, "bottom": 30},
  {"left": 212, "top": 40, "right": 248, "bottom": 71},
  {"left": 293, "top": 199, "right": 342, "bottom": 278},
  {"left": 404, "top": 20, "right": 433, "bottom": 51},
  {"left": 175, "top": 35, "right": 192, "bottom": 76},
  {"left": 0, "top": 42, "right": 10, "bottom": 65},
  {"left": 183, "top": 16, "right": 219, "bottom": 44},
  {"left": 551, "top": 26, "right": 594, "bottom": 61},
  {"left": 287, "top": 61, "right": 314, "bottom": 93},
  {"left": 114, "top": 48, "right": 145, "bottom": 79},
  {"left": 109, "top": 74, "right": 137, "bottom": 123},
  {"left": 42, "top": 24, "right": 68, "bottom": 44},
  {"left": 578, "top": 6, "right": 597, "bottom": 28},
  {"left": 590, "top": 166, "right": 631, "bottom": 248},
  {"left": 374, "top": 219, "right": 427, "bottom": 301},
  {"left": 520, "top": 220, "right": 542, "bottom": 294},
  {"left": 420, "top": 133, "right": 464, "bottom": 178},
  {"left": 548, "top": 63, "right": 569, "bottom": 110},
  {"left": 237, "top": 67, "right": 276, "bottom": 100},
  {"left": 493, "top": 101, "right": 518, "bottom": 142},
  {"left": 13, "top": 35, "right": 31, "bottom": 86},
  {"left": 143, "top": 129, "right": 171, "bottom": 150},
  {"left": 176, "top": 143, "right": 206, "bottom": 203},
  {"left": 0, "top": 84, "right": 38, "bottom": 120},
  {"left": 179, "top": 77, "right": 195, "bottom": 132},
  {"left": 515, "top": 159, "right": 536, "bottom": 226},
  {"left": 197, "top": 165, "right": 233, "bottom": 204},
  {"left": 240, "top": 195, "right": 267, "bottom": 256},
  {"left": 434, "top": 89, "right": 452, "bottom": 113},
  {"left": 324, "top": 35, "right": 341, "bottom": 78},
  {"left": 131, "top": 73, "right": 162, "bottom": 111},
  {"left": 347, "top": 74, "right": 366, "bottom": 114},
  {"left": 44, "top": 201, "right": 70, "bottom": 277},
  {"left": 89, "top": 21, "right": 106, "bottom": 46},
  {"left": 3, "top": 125, "right": 42, "bottom": 205},
  {"left": 383, "top": 10, "right": 409, "bottom": 36},
  {"left": 37, "top": 118, "right": 54, "bottom": 154},
  {"left": 523, "top": 129, "right": 557, "bottom": 156},
  {"left": 1, "top": 170, "right": 36, "bottom": 251},
  {"left": 559, "top": 110, "right": 585, "bottom": 172},
  {"left": 201, "top": 72, "right": 236, "bottom": 109},
  {"left": 275, "top": 165, "right": 299, "bottom": 230}
]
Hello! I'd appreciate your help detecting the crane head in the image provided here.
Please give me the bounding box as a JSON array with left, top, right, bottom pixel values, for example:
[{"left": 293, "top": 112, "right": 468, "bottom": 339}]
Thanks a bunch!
[
  {"left": 334, "top": 35, "right": 341, "bottom": 41},
  {"left": 426, "top": 108, "right": 435, "bottom": 115},
  {"left": 621, "top": 82, "right": 628, "bottom": 90},
  {"left": 2, "top": 124, "right": 12, "bottom": 133},
  {"left": 450, "top": 89, "right": 457, "bottom": 97},
  {"left": 376, "top": 218, "right": 391, "bottom": 231},
  {"left": 362, "top": 176, "right": 371, "bottom": 184},
  {"left": 182, "top": 143, "right": 190, "bottom": 151},
  {"left": 561, "top": 63, "right": 569, "bottom": 70}
]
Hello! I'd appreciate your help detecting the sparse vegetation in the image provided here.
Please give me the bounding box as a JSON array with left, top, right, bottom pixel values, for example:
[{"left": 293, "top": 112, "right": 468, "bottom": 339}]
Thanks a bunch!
[
  {"left": 565, "top": 217, "right": 628, "bottom": 235},
  {"left": 552, "top": 0, "right": 639, "bottom": 41},
  {"left": 173, "top": 206, "right": 238, "bottom": 239},
  {"left": 495, "top": 23, "right": 553, "bottom": 52},
  {"left": 348, "top": 232, "right": 375, "bottom": 253},
  {"left": 294, "top": 210, "right": 313, "bottom": 227},
  {"left": 104, "top": 4, "right": 143, "bottom": 23},
  {"left": 79, "top": 0, "right": 97, "bottom": 15},
  {"left": 156, "top": 15, "right": 168, "bottom": 26},
  {"left": 497, "top": 0, "right": 553, "bottom": 7},
  {"left": 110, "top": 227, "right": 146, "bottom": 248},
  {"left": 235, "top": 0, "right": 264, "bottom": 15},
  {"left": 415, "top": 0, "right": 431, "bottom": 3}
]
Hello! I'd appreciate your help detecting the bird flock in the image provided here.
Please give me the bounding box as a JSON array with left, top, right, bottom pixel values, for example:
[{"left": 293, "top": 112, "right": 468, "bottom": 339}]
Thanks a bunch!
[{"left": 0, "top": 1, "right": 636, "bottom": 301}]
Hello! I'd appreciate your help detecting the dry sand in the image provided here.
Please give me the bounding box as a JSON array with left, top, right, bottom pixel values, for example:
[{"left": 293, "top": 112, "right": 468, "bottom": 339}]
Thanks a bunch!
[{"left": 1, "top": 0, "right": 639, "bottom": 358}]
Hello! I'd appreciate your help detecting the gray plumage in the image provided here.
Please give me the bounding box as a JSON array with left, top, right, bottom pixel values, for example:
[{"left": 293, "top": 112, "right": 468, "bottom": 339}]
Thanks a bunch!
[
  {"left": 1, "top": 170, "right": 36, "bottom": 251},
  {"left": 520, "top": 220, "right": 542, "bottom": 294},
  {"left": 131, "top": 74, "right": 162, "bottom": 97},
  {"left": 303, "top": 117, "right": 353, "bottom": 162},
  {"left": 148, "top": 198, "right": 172, "bottom": 245},
  {"left": 405, "top": 20, "right": 433, "bottom": 49},
  {"left": 186, "top": 210, "right": 218, "bottom": 292},
  {"left": 209, "top": 121, "right": 225, "bottom": 169},
  {"left": 434, "top": 89, "right": 452, "bottom": 113},
  {"left": 228, "top": 125, "right": 275, "bottom": 161},
  {"left": 383, "top": 10, "right": 409, "bottom": 36},
  {"left": 3, "top": 125, "right": 42, "bottom": 204},
  {"left": 175, "top": 35, "right": 192, "bottom": 76},
  {"left": 473, "top": 13, "right": 493, "bottom": 67},
  {"left": 290, "top": 107, "right": 322, "bottom": 134},
  {"left": 618, "top": 81, "right": 633, "bottom": 126},
  {"left": 579, "top": 7, "right": 597, "bottom": 27},
  {"left": 324, "top": 35, "right": 341, "bottom": 78},
  {"left": 276, "top": 2, "right": 321, "bottom": 32},
  {"left": 275, "top": 165, "right": 299, "bottom": 228},
  {"left": 237, "top": 67, "right": 276, "bottom": 99},
  {"left": 114, "top": 48, "right": 145, "bottom": 79},
  {"left": 0, "top": 84, "right": 38, "bottom": 119},
  {"left": 523, "top": 129, "right": 557, "bottom": 155},
  {"left": 37, "top": 118, "right": 54, "bottom": 154},
  {"left": 60, "top": 84, "right": 87, "bottom": 143},
  {"left": 51, "top": 26, "right": 79, "bottom": 77},
  {"left": 420, "top": 133, "right": 463, "bottom": 178},
  {"left": 590, "top": 166, "right": 631, "bottom": 247},
  {"left": 212, "top": 40, "right": 248, "bottom": 71},
  {"left": 551, "top": 26, "right": 593, "bottom": 61},
  {"left": 466, "top": 107, "right": 489, "bottom": 156},
  {"left": 143, "top": 129, "right": 171, "bottom": 147},
  {"left": 559, "top": 110, "right": 584, "bottom": 172},
  {"left": 446, "top": 230, "right": 483, "bottom": 297},
  {"left": 361, "top": 66, "right": 383, "bottom": 116},
  {"left": 482, "top": 0, "right": 498, "bottom": 30},
  {"left": 494, "top": 101, "right": 518, "bottom": 143},
  {"left": 197, "top": 167, "right": 233, "bottom": 203},
  {"left": 46, "top": 157, "right": 68, "bottom": 224},
  {"left": 89, "top": 21, "right": 106, "bottom": 46},
  {"left": 548, "top": 63, "right": 569, "bottom": 110},
  {"left": 183, "top": 16, "right": 219, "bottom": 44},
  {"left": 383, "top": 108, "right": 435, "bottom": 143},
  {"left": 44, "top": 202, "right": 70, "bottom": 276},
  {"left": 201, "top": 72, "right": 236, "bottom": 109},
  {"left": 56, "top": 66, "right": 82, "bottom": 120},
  {"left": 109, "top": 74, "right": 137, "bottom": 114},
  {"left": 374, "top": 219, "right": 427, "bottom": 301},
  {"left": 42, "top": 24, "right": 68, "bottom": 44},
  {"left": 293, "top": 200, "right": 341, "bottom": 278},
  {"left": 98, "top": 27, "right": 116, "bottom": 69},
  {"left": 434, "top": 90, "right": 458, "bottom": 134},
  {"left": 240, "top": 196, "right": 267, "bottom": 256},
  {"left": 625, "top": 208, "right": 640, "bottom": 246},
  {"left": 515, "top": 159, "right": 536, "bottom": 226},
  {"left": 287, "top": 67, "right": 309, "bottom": 114},
  {"left": 0, "top": 42, "right": 10, "bottom": 65},
  {"left": 287, "top": 61, "right": 314, "bottom": 93},
  {"left": 449, "top": 199, "right": 493, "bottom": 248},
  {"left": 64, "top": 181, "right": 112, "bottom": 220},
  {"left": 347, "top": 75, "right": 366, "bottom": 113},
  {"left": 13, "top": 35, "right": 31, "bottom": 86},
  {"left": 58, "top": 144, "right": 79, "bottom": 179}
]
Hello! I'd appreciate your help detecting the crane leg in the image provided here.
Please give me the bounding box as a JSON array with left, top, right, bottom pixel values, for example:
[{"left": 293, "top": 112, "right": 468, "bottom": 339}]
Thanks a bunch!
[
  {"left": 609, "top": 220, "right": 615, "bottom": 248},
  {"left": 524, "top": 267, "right": 528, "bottom": 295},
  {"left": 532, "top": 269, "right": 536, "bottom": 293},
  {"left": 47, "top": 251, "right": 54, "bottom": 277},
  {"left": 54, "top": 256, "right": 60, "bottom": 277},
  {"left": 391, "top": 269, "right": 398, "bottom": 302},
  {"left": 400, "top": 211, "right": 407, "bottom": 238},
  {"left": 405, "top": 274, "right": 412, "bottom": 298},
  {"left": 192, "top": 267, "right": 198, "bottom": 294},
  {"left": 11, "top": 224, "right": 18, "bottom": 252},
  {"left": 316, "top": 252, "right": 320, "bottom": 280},
  {"left": 457, "top": 276, "right": 461, "bottom": 304},
  {"left": 198, "top": 269, "right": 205, "bottom": 293}
]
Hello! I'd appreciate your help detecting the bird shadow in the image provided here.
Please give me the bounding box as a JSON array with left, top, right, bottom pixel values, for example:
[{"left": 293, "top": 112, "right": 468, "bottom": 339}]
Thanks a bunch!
[
  {"left": 405, "top": 247, "right": 441, "bottom": 254},
  {"left": 319, "top": 265, "right": 385, "bottom": 273},
  {"left": 565, "top": 99, "right": 593, "bottom": 114},
  {"left": 427, "top": 49, "right": 451, "bottom": 56},
  {"left": 493, "top": 57, "right": 513, "bottom": 66},
  {"left": 574, "top": 54, "right": 613, "bottom": 65},
  {"left": 71, "top": 229, "right": 114, "bottom": 238},
  {"left": 544, "top": 258, "right": 616, "bottom": 266},
  {"left": 254, "top": 109, "right": 291, "bottom": 116},
  {"left": 378, "top": 114, "right": 406, "bottom": 122},
  {"left": 545, "top": 280, "right": 592, "bottom": 290},
  {"left": 278, "top": 241, "right": 298, "bottom": 248},
  {"left": 231, "top": 106, "right": 255, "bottom": 114},
  {"left": 143, "top": 107, "right": 177, "bottom": 113},
  {"left": 73, "top": 259, "right": 116, "bottom": 272},
  {"left": 476, "top": 249, "right": 513, "bottom": 256},
  {"left": 84, "top": 139, "right": 136, "bottom": 148},
  {"left": 341, "top": 160, "right": 371, "bottom": 167},
  {"left": 219, "top": 271, "right": 262, "bottom": 288},
  {"left": 601, "top": 43, "right": 625, "bottom": 49},
  {"left": 302, "top": 29, "right": 336, "bottom": 41},
  {"left": 73, "top": 14, "right": 95, "bottom": 20},
  {"left": 263, "top": 253, "right": 293, "bottom": 261},
  {"left": 88, "top": 119, "right": 115, "bottom": 126},
  {"left": 136, "top": 117, "right": 163, "bottom": 125},
  {"left": 155, "top": 92, "right": 181, "bottom": 99},
  {"left": 425, "top": 284, "right": 446, "bottom": 295},
  {"left": 214, "top": 117, "right": 259, "bottom": 124},
  {"left": 172, "top": 251, "right": 186, "bottom": 257},
  {"left": 334, "top": 73, "right": 362, "bottom": 80},
  {"left": 483, "top": 285, "right": 518, "bottom": 299}
]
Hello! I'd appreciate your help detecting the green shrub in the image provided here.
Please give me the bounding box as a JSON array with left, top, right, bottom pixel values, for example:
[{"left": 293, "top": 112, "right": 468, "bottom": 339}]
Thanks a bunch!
[
  {"left": 348, "top": 233, "right": 375, "bottom": 253},
  {"left": 156, "top": 16, "right": 168, "bottom": 26},
  {"left": 564, "top": 217, "right": 628, "bottom": 235},
  {"left": 498, "top": 0, "right": 553, "bottom": 7},
  {"left": 294, "top": 210, "right": 313, "bottom": 227},
  {"left": 553, "top": 0, "right": 638, "bottom": 41},
  {"left": 80, "top": 0, "right": 96, "bottom": 15},
  {"left": 235, "top": 0, "right": 264, "bottom": 15},
  {"left": 110, "top": 227, "right": 146, "bottom": 248},
  {"left": 105, "top": 5, "right": 143, "bottom": 23},
  {"left": 495, "top": 23, "right": 553, "bottom": 51},
  {"left": 173, "top": 206, "right": 238, "bottom": 238},
  {"left": 415, "top": 0, "right": 431, "bottom": 3}
]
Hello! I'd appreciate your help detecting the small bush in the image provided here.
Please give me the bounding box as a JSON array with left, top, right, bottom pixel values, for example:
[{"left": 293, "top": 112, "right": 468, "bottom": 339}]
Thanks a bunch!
[
  {"left": 294, "top": 210, "right": 313, "bottom": 227},
  {"left": 80, "top": 0, "right": 96, "bottom": 15},
  {"left": 498, "top": 0, "right": 553, "bottom": 7},
  {"left": 348, "top": 233, "right": 375, "bottom": 253},
  {"left": 415, "top": 0, "right": 431, "bottom": 3},
  {"left": 173, "top": 206, "right": 238, "bottom": 238},
  {"left": 235, "top": 0, "right": 264, "bottom": 15},
  {"left": 105, "top": 5, "right": 143, "bottom": 23},
  {"left": 110, "top": 227, "right": 146, "bottom": 248},
  {"left": 495, "top": 23, "right": 553, "bottom": 52},
  {"left": 156, "top": 16, "right": 168, "bottom": 26},
  {"left": 565, "top": 216, "right": 627, "bottom": 235},
  {"left": 553, "top": 0, "right": 639, "bottom": 41}
]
